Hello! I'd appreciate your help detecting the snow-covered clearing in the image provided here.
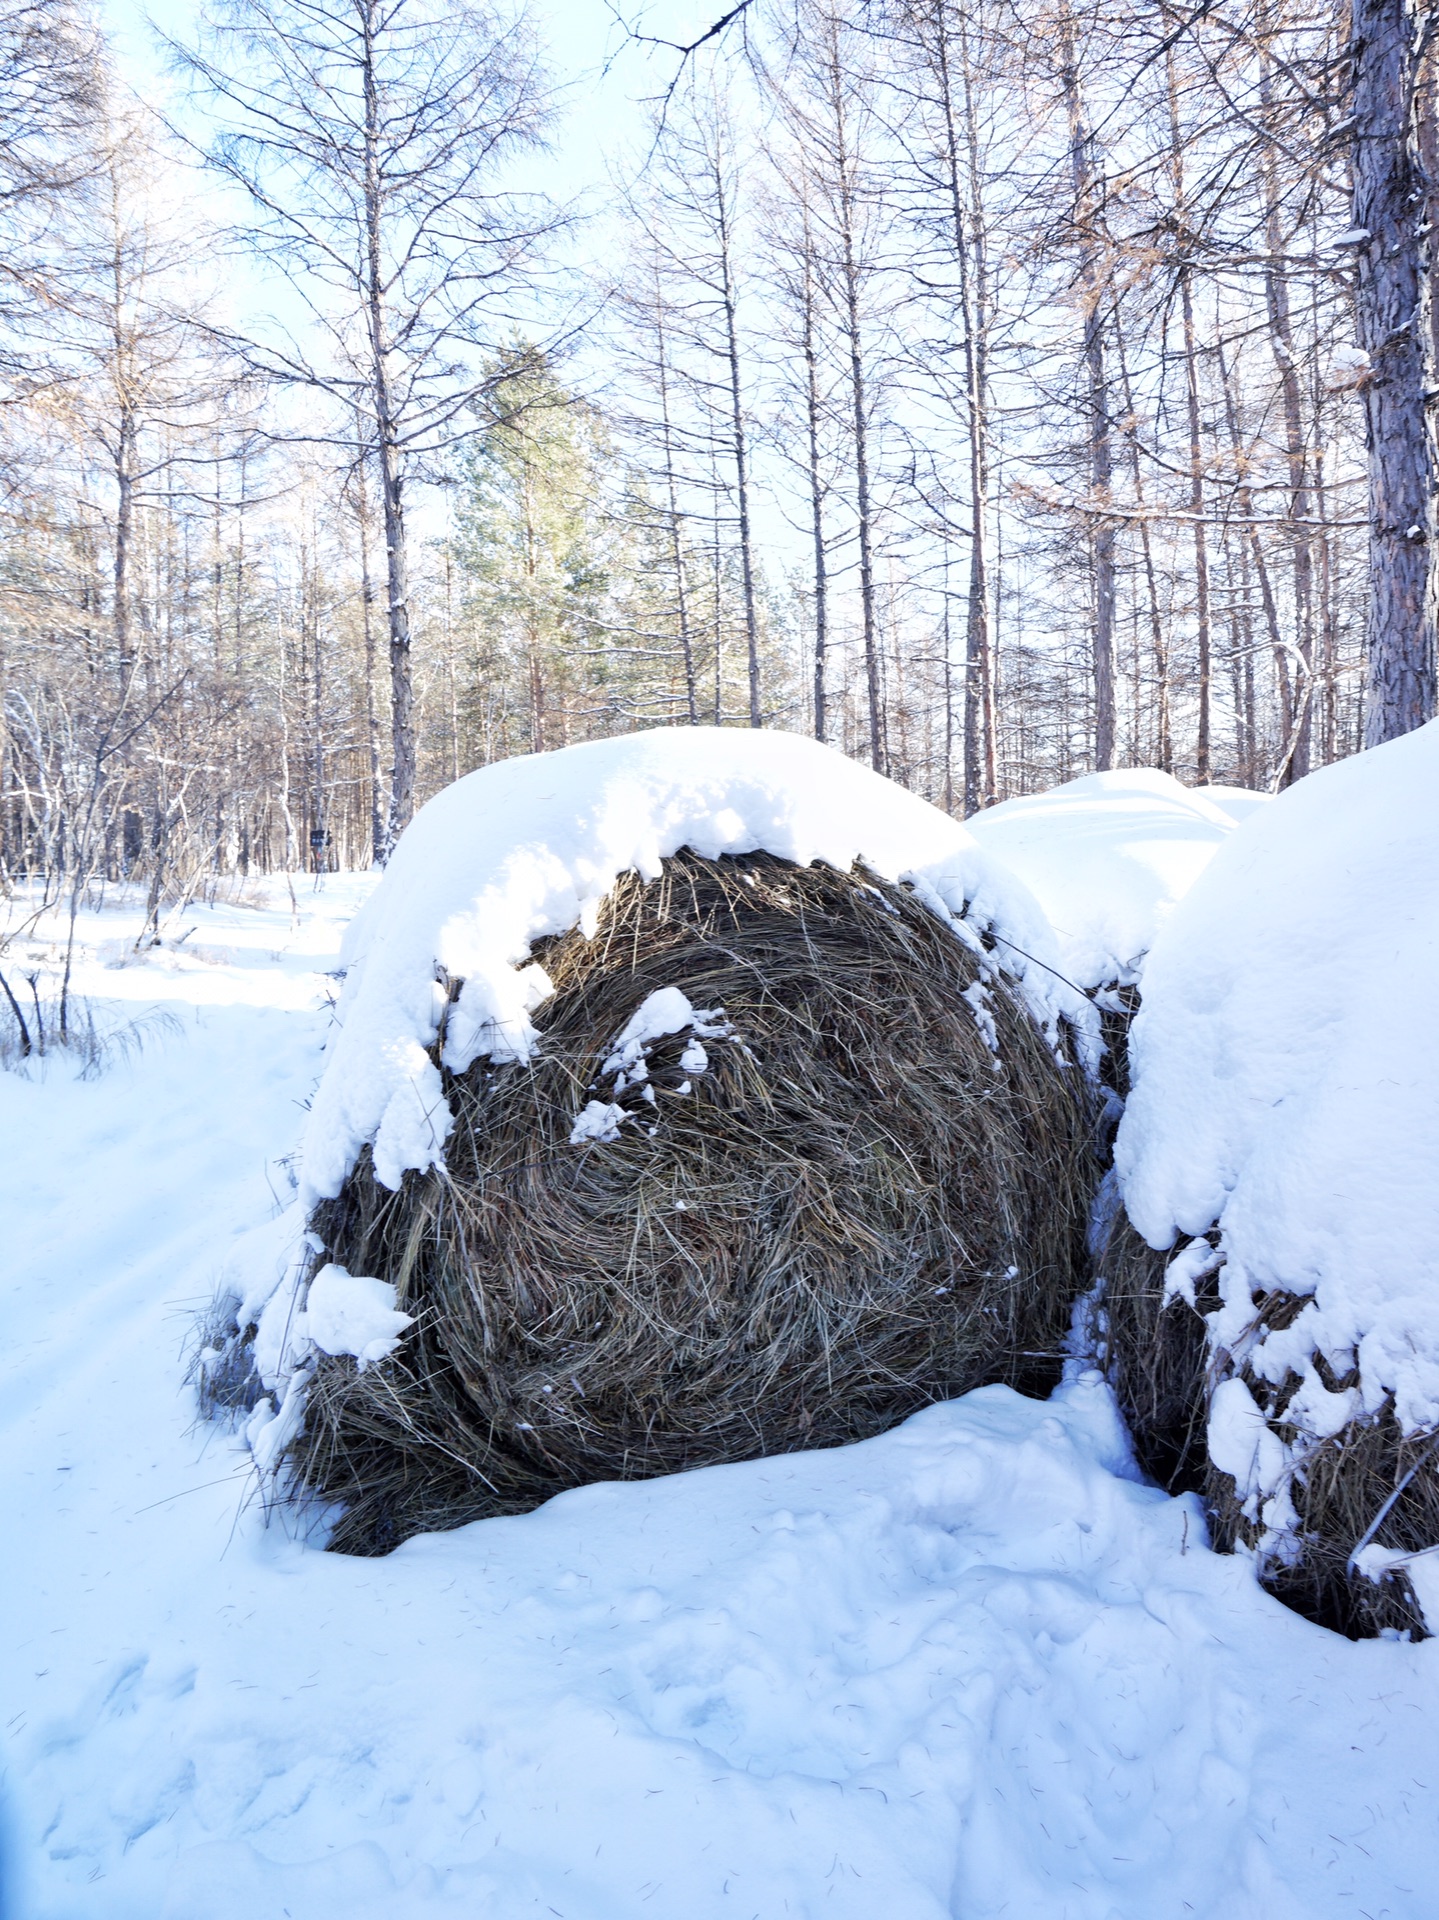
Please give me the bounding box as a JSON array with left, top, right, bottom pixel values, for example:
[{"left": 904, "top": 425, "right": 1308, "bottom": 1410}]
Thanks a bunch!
[{"left": 1, "top": 824, "right": 1436, "bottom": 1917}]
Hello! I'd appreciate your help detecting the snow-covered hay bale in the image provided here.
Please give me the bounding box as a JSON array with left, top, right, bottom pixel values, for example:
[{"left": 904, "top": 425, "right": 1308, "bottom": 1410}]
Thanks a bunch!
[
  {"left": 968, "top": 771, "right": 1271, "bottom": 1108},
  {"left": 1100, "top": 722, "right": 1439, "bottom": 1637},
  {"left": 251, "top": 730, "right": 1100, "bottom": 1555},
  {"left": 966, "top": 768, "right": 1265, "bottom": 996}
]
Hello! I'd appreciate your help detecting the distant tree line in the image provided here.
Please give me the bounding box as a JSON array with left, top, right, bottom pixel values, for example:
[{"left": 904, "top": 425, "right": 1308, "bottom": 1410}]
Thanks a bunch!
[{"left": 0, "top": 0, "right": 1433, "bottom": 906}]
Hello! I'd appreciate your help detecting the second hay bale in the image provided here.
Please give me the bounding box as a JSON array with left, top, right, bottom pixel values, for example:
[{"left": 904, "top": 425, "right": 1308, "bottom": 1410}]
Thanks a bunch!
[
  {"left": 1098, "top": 1205, "right": 1439, "bottom": 1639},
  {"left": 295, "top": 850, "right": 1099, "bottom": 1553}
]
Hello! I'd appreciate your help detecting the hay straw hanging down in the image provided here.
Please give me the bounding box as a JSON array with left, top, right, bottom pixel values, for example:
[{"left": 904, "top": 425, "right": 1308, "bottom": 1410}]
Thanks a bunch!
[
  {"left": 294, "top": 850, "right": 1098, "bottom": 1555},
  {"left": 1095, "top": 1207, "right": 1439, "bottom": 1639}
]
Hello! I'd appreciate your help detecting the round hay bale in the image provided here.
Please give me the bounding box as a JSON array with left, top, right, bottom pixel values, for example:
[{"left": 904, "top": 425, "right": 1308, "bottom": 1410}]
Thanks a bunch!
[
  {"left": 1096, "top": 1203, "right": 1439, "bottom": 1639},
  {"left": 294, "top": 849, "right": 1099, "bottom": 1554},
  {"left": 1093, "top": 724, "right": 1439, "bottom": 1642}
]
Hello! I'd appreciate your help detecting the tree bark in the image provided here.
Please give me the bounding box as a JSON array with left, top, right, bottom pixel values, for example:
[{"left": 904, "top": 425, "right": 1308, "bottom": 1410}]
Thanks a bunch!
[
  {"left": 361, "top": 0, "right": 415, "bottom": 836},
  {"left": 1164, "top": 48, "right": 1212, "bottom": 780},
  {"left": 1177, "top": 269, "right": 1213, "bottom": 781},
  {"left": 352, "top": 441, "right": 387, "bottom": 863},
  {"left": 1352, "top": 0, "right": 1437, "bottom": 743},
  {"left": 1059, "top": 14, "right": 1116, "bottom": 771},
  {"left": 931, "top": 0, "right": 995, "bottom": 813},
  {"left": 1116, "top": 334, "right": 1171, "bottom": 770},
  {"left": 714, "top": 179, "right": 761, "bottom": 728},
  {"left": 798, "top": 197, "right": 829, "bottom": 743},
  {"left": 655, "top": 290, "right": 699, "bottom": 725}
]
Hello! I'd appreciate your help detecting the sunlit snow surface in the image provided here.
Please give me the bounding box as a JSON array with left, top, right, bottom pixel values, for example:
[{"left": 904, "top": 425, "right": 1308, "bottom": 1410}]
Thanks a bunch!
[
  {"left": 968, "top": 768, "right": 1269, "bottom": 989},
  {"left": 2, "top": 868, "right": 1438, "bottom": 1917}
]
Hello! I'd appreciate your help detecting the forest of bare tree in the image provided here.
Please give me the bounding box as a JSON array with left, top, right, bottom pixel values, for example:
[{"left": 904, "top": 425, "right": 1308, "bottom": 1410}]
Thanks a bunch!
[{"left": 0, "top": 0, "right": 1434, "bottom": 904}]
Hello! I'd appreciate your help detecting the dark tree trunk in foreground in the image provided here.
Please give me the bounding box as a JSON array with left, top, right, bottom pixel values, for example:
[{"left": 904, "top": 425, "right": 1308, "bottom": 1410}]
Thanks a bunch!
[
  {"left": 1060, "top": 15, "right": 1116, "bottom": 771},
  {"left": 1352, "top": 0, "right": 1437, "bottom": 745}
]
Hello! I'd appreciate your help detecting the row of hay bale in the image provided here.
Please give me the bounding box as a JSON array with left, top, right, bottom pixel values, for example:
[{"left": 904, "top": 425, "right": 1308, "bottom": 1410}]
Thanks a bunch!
[{"left": 218, "top": 724, "right": 1439, "bottom": 1641}]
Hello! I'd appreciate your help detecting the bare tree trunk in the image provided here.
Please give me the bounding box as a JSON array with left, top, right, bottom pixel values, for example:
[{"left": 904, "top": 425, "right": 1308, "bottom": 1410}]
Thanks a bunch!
[
  {"left": 1163, "top": 49, "right": 1212, "bottom": 780},
  {"left": 1218, "top": 338, "right": 1291, "bottom": 781},
  {"left": 1225, "top": 519, "right": 1257, "bottom": 784},
  {"left": 929, "top": 0, "right": 995, "bottom": 812},
  {"left": 1115, "top": 334, "right": 1171, "bottom": 770},
  {"left": 798, "top": 198, "right": 830, "bottom": 742},
  {"left": 1353, "top": 0, "right": 1437, "bottom": 742},
  {"left": 655, "top": 291, "right": 699, "bottom": 725},
  {"left": 1178, "top": 267, "right": 1213, "bottom": 781},
  {"left": 354, "top": 447, "right": 386, "bottom": 862},
  {"left": 1258, "top": 165, "right": 1315, "bottom": 779},
  {"left": 1059, "top": 13, "right": 1116, "bottom": 771},
  {"left": 307, "top": 542, "right": 327, "bottom": 873},
  {"left": 713, "top": 181, "right": 761, "bottom": 728},
  {"left": 843, "top": 224, "right": 882, "bottom": 773},
  {"left": 361, "top": 0, "right": 415, "bottom": 836},
  {"left": 802, "top": 13, "right": 885, "bottom": 771}
]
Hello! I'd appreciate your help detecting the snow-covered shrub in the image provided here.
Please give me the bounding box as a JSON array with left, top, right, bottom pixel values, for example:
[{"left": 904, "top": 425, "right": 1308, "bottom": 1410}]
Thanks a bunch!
[
  {"left": 223, "top": 727, "right": 1102, "bottom": 1553},
  {"left": 1101, "top": 722, "right": 1439, "bottom": 1636}
]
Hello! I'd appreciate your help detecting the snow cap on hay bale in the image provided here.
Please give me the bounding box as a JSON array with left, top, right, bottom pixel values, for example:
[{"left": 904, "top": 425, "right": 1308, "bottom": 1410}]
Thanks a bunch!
[
  {"left": 967, "top": 768, "right": 1266, "bottom": 995},
  {"left": 248, "top": 729, "right": 1101, "bottom": 1553},
  {"left": 1101, "top": 719, "right": 1439, "bottom": 1637},
  {"left": 968, "top": 771, "right": 1269, "bottom": 1105}
]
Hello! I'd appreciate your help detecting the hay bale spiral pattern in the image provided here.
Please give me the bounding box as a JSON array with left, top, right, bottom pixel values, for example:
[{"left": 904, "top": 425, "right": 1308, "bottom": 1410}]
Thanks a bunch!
[{"left": 296, "top": 851, "right": 1097, "bottom": 1554}]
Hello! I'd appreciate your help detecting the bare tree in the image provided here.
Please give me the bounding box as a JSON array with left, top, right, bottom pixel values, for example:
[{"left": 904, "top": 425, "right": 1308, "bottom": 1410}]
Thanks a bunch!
[
  {"left": 0, "top": 0, "right": 102, "bottom": 385},
  {"left": 1351, "top": 0, "right": 1437, "bottom": 743},
  {"left": 1056, "top": 6, "right": 1117, "bottom": 773},
  {"left": 171, "top": 0, "right": 556, "bottom": 843},
  {"left": 897, "top": 0, "right": 1000, "bottom": 810},
  {"left": 771, "top": 0, "right": 894, "bottom": 771},
  {"left": 611, "top": 72, "right": 766, "bottom": 727}
]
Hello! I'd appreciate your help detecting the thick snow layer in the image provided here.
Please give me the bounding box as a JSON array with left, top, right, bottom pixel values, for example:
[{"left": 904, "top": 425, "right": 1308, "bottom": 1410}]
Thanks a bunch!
[
  {"left": 300, "top": 728, "right": 1089, "bottom": 1202},
  {"left": 968, "top": 768, "right": 1267, "bottom": 988},
  {"left": 1116, "top": 723, "right": 1439, "bottom": 1451},
  {"left": 5, "top": 876, "right": 1439, "bottom": 1918}
]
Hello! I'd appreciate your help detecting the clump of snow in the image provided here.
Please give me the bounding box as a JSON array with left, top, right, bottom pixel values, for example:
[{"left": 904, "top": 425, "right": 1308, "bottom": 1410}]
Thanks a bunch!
[
  {"left": 299, "top": 1264, "right": 413, "bottom": 1369},
  {"left": 1326, "top": 343, "right": 1373, "bottom": 389},
  {"left": 967, "top": 768, "right": 1268, "bottom": 989},
  {"left": 568, "top": 986, "right": 736, "bottom": 1143},
  {"left": 605, "top": 986, "right": 703, "bottom": 1063},
  {"left": 599, "top": 986, "right": 733, "bottom": 1085},
  {"left": 300, "top": 727, "right": 1093, "bottom": 1203},
  {"left": 1115, "top": 722, "right": 1439, "bottom": 1565},
  {"left": 569, "top": 1098, "right": 627, "bottom": 1145}
]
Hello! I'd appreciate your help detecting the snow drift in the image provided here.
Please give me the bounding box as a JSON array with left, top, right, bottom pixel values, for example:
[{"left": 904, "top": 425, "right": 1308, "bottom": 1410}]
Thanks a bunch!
[{"left": 967, "top": 767, "right": 1267, "bottom": 991}]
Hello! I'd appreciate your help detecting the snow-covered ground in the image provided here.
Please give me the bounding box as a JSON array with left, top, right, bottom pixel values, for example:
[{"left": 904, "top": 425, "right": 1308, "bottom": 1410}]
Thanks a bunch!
[{"left": 3, "top": 830, "right": 1438, "bottom": 1918}]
